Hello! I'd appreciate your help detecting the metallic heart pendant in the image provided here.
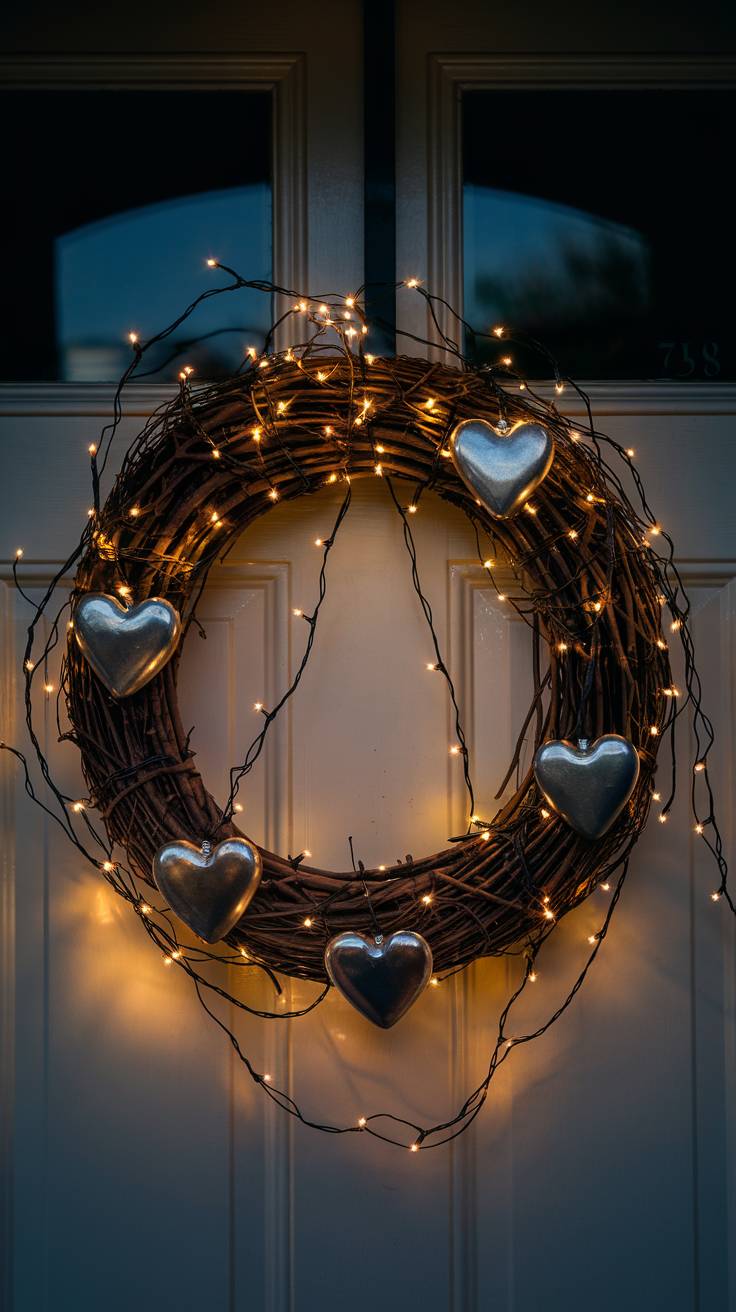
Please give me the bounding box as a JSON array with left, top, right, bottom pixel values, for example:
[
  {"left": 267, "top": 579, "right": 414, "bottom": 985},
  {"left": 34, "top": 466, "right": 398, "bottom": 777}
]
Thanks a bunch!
[
  {"left": 533, "top": 735, "right": 640, "bottom": 840},
  {"left": 74, "top": 593, "right": 181, "bottom": 698},
  {"left": 450, "top": 418, "right": 554, "bottom": 519},
  {"left": 153, "top": 837, "right": 262, "bottom": 944},
  {"left": 324, "top": 930, "right": 433, "bottom": 1029}
]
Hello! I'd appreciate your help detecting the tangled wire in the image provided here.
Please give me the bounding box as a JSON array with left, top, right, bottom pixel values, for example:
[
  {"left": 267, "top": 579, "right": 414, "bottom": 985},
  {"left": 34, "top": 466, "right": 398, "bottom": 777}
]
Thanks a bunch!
[{"left": 3, "top": 269, "right": 730, "bottom": 1149}]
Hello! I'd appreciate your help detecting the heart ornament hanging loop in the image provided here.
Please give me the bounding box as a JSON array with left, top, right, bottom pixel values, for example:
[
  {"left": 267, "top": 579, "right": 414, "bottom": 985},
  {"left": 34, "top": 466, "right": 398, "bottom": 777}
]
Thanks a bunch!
[{"left": 450, "top": 418, "right": 554, "bottom": 519}]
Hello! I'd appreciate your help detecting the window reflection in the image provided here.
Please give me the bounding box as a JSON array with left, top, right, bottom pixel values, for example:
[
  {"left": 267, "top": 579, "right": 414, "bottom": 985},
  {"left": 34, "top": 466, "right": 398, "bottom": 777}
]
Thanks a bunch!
[
  {"left": 56, "top": 185, "right": 271, "bottom": 381},
  {"left": 462, "top": 89, "right": 735, "bottom": 379},
  {"left": 1, "top": 90, "right": 272, "bottom": 381},
  {"left": 464, "top": 187, "right": 650, "bottom": 379}
]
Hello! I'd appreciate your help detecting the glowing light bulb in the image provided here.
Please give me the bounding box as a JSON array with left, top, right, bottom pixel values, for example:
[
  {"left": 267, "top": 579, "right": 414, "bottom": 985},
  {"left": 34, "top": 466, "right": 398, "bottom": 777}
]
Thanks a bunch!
[
  {"left": 140, "top": 902, "right": 151, "bottom": 916},
  {"left": 649, "top": 725, "right": 659, "bottom": 736},
  {"left": 410, "top": 1143, "right": 419, "bottom": 1153},
  {"left": 658, "top": 813, "right": 668, "bottom": 824},
  {"left": 374, "top": 463, "right": 383, "bottom": 476},
  {"left": 544, "top": 908, "right": 555, "bottom": 921},
  {"left": 481, "top": 830, "right": 490, "bottom": 841},
  {"left": 695, "top": 824, "right": 704, "bottom": 835},
  {"left": 253, "top": 701, "right": 263, "bottom": 712},
  {"left": 43, "top": 682, "right": 54, "bottom": 694},
  {"left": 711, "top": 891, "right": 721, "bottom": 902},
  {"left": 529, "top": 971, "right": 538, "bottom": 982},
  {"left": 501, "top": 355, "right": 512, "bottom": 367},
  {"left": 568, "top": 529, "right": 578, "bottom": 540},
  {"left": 627, "top": 447, "right": 635, "bottom": 457},
  {"left": 430, "top": 976, "right": 439, "bottom": 987},
  {"left": 600, "top": 882, "right": 611, "bottom": 892},
  {"left": 269, "top": 489, "right": 279, "bottom": 502},
  {"left": 234, "top": 802, "right": 243, "bottom": 813},
  {"left": 555, "top": 382, "right": 564, "bottom": 394},
  {"left": 492, "top": 325, "right": 504, "bottom": 337},
  {"left": 449, "top": 745, "right": 460, "bottom": 756},
  {"left": 303, "top": 849, "right": 312, "bottom": 859},
  {"left": 292, "top": 608, "right": 303, "bottom": 618},
  {"left": 557, "top": 642, "right": 568, "bottom": 653},
  {"left": 408, "top": 504, "right": 417, "bottom": 514},
  {"left": 72, "top": 800, "right": 85, "bottom": 812},
  {"left": 587, "top": 934, "right": 598, "bottom": 945},
  {"left": 421, "top": 894, "right": 432, "bottom": 905},
  {"left": 315, "top": 538, "right": 323, "bottom": 547},
  {"left": 263, "top": 1073, "right": 272, "bottom": 1083},
  {"left": 358, "top": 1116, "right": 367, "bottom": 1127},
  {"left": 694, "top": 761, "right": 706, "bottom": 773},
  {"left": 206, "top": 258, "right": 218, "bottom": 267},
  {"left": 303, "top": 917, "right": 313, "bottom": 928},
  {"left": 88, "top": 443, "right": 97, "bottom": 456},
  {"left": 405, "top": 277, "right": 420, "bottom": 288},
  {"left": 540, "top": 808, "right": 551, "bottom": 820},
  {"left": 102, "top": 861, "right": 115, "bottom": 873}
]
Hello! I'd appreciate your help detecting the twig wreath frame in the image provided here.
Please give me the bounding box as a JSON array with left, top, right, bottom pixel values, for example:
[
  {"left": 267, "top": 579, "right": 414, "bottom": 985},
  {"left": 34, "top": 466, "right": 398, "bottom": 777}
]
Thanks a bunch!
[{"left": 5, "top": 269, "right": 731, "bottom": 1150}]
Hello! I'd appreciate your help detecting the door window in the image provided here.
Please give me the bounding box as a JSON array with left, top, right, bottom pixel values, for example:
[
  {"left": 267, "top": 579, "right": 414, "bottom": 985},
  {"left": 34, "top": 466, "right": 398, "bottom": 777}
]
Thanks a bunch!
[
  {"left": 2, "top": 90, "right": 272, "bottom": 380},
  {"left": 463, "top": 88, "right": 735, "bottom": 378}
]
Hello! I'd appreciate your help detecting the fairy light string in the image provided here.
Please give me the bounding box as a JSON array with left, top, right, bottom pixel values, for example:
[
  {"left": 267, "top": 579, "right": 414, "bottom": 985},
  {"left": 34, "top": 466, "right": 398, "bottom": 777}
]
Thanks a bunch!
[{"left": 1, "top": 267, "right": 732, "bottom": 1152}]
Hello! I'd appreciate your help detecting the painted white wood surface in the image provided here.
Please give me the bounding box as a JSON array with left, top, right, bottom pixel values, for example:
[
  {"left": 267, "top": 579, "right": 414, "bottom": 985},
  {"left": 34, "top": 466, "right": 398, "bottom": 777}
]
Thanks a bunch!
[{"left": 1, "top": 394, "right": 734, "bottom": 1310}]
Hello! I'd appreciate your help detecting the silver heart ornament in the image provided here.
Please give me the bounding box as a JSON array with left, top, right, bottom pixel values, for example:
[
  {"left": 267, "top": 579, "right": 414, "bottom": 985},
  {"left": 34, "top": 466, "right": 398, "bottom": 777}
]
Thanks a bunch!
[
  {"left": 533, "top": 734, "right": 640, "bottom": 841},
  {"left": 74, "top": 592, "right": 181, "bottom": 698},
  {"left": 324, "top": 930, "right": 433, "bottom": 1029},
  {"left": 450, "top": 418, "right": 554, "bottom": 519},
  {"left": 153, "top": 837, "right": 262, "bottom": 944}
]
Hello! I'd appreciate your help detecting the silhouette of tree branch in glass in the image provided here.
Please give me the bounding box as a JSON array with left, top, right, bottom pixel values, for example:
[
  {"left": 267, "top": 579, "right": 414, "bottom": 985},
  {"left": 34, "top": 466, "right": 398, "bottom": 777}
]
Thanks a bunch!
[{"left": 470, "top": 232, "right": 654, "bottom": 379}]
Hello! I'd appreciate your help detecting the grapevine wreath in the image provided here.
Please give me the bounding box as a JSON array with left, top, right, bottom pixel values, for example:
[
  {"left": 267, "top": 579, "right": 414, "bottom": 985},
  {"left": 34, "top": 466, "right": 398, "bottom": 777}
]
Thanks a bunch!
[{"left": 5, "top": 270, "right": 730, "bottom": 1150}]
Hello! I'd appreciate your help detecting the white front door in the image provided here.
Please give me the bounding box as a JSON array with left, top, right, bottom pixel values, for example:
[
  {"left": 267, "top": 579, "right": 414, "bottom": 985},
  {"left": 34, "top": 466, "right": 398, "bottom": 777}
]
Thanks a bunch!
[{"left": 2, "top": 28, "right": 736, "bottom": 1312}]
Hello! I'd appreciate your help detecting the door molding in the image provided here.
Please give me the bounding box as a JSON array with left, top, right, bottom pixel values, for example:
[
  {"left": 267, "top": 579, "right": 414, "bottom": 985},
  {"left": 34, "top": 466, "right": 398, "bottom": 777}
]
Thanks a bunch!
[
  {"left": 423, "top": 52, "right": 736, "bottom": 361},
  {"left": 3, "top": 380, "right": 736, "bottom": 417},
  {"left": 0, "top": 53, "right": 307, "bottom": 346}
]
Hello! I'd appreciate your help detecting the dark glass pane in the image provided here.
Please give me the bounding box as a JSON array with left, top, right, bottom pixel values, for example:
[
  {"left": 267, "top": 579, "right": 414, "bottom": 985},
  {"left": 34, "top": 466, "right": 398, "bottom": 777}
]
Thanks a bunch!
[
  {"left": 463, "top": 89, "right": 735, "bottom": 379},
  {"left": 2, "top": 90, "right": 272, "bottom": 381}
]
